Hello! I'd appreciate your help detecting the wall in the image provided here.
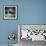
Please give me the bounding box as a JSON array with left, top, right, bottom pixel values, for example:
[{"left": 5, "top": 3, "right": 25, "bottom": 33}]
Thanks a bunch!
[
  {"left": 19, "top": 0, "right": 46, "bottom": 24},
  {"left": 0, "top": 0, "right": 19, "bottom": 44},
  {"left": 0, "top": 0, "right": 46, "bottom": 45}
]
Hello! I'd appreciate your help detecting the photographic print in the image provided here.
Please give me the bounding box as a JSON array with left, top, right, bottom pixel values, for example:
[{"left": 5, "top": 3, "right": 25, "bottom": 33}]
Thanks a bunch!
[
  {"left": 4, "top": 5, "right": 17, "bottom": 19},
  {"left": 18, "top": 24, "right": 46, "bottom": 41}
]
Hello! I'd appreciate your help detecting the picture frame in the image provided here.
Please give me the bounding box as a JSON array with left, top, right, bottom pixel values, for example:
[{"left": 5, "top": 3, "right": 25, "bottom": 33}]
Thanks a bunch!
[
  {"left": 18, "top": 24, "right": 46, "bottom": 41},
  {"left": 4, "top": 5, "right": 17, "bottom": 20}
]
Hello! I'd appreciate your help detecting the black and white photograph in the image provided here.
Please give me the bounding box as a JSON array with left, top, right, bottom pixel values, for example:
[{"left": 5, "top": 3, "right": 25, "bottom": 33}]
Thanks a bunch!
[
  {"left": 4, "top": 5, "right": 17, "bottom": 19},
  {"left": 18, "top": 25, "right": 46, "bottom": 41}
]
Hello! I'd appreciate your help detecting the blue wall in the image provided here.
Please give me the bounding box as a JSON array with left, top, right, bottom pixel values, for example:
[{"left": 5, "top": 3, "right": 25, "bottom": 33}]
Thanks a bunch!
[
  {"left": 19, "top": 0, "right": 46, "bottom": 24},
  {"left": 0, "top": 0, "right": 46, "bottom": 44}
]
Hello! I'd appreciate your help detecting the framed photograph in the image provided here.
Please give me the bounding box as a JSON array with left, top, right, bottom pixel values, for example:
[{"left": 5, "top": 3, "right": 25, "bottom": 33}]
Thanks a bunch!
[
  {"left": 18, "top": 24, "right": 46, "bottom": 41},
  {"left": 4, "top": 5, "right": 17, "bottom": 19}
]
